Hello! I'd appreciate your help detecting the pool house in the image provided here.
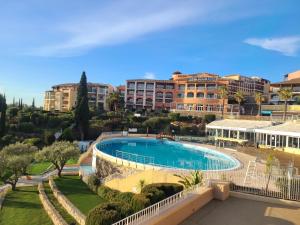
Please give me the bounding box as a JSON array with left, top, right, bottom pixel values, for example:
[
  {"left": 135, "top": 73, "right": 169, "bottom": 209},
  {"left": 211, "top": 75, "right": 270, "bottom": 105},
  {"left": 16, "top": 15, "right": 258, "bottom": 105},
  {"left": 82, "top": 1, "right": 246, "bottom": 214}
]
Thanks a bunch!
[
  {"left": 206, "top": 119, "right": 274, "bottom": 146},
  {"left": 254, "top": 121, "right": 300, "bottom": 154}
]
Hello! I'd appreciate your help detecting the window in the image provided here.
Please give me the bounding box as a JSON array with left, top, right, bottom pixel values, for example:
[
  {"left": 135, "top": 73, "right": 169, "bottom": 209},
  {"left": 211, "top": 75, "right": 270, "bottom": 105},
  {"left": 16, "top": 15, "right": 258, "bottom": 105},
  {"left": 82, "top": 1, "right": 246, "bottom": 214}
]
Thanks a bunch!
[
  {"left": 137, "top": 83, "right": 144, "bottom": 90},
  {"left": 146, "top": 83, "right": 154, "bottom": 90},
  {"left": 196, "top": 92, "right": 204, "bottom": 98},
  {"left": 196, "top": 104, "right": 203, "bottom": 111},
  {"left": 178, "top": 84, "right": 185, "bottom": 90},
  {"left": 187, "top": 92, "right": 194, "bottom": 98},
  {"left": 207, "top": 84, "right": 216, "bottom": 90},
  {"left": 177, "top": 104, "right": 184, "bottom": 110},
  {"left": 206, "top": 93, "right": 215, "bottom": 99},
  {"left": 177, "top": 93, "right": 184, "bottom": 98},
  {"left": 187, "top": 84, "right": 195, "bottom": 90},
  {"left": 197, "top": 84, "right": 205, "bottom": 90},
  {"left": 165, "top": 92, "right": 173, "bottom": 98}
]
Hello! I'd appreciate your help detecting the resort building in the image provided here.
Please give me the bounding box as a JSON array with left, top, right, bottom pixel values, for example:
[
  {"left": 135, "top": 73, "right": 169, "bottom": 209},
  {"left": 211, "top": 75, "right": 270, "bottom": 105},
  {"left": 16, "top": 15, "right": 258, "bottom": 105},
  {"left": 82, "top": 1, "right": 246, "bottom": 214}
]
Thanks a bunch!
[
  {"left": 125, "top": 79, "right": 175, "bottom": 110},
  {"left": 206, "top": 119, "right": 274, "bottom": 145},
  {"left": 172, "top": 72, "right": 270, "bottom": 113},
  {"left": 207, "top": 119, "right": 300, "bottom": 154},
  {"left": 43, "top": 82, "right": 114, "bottom": 112},
  {"left": 124, "top": 71, "right": 270, "bottom": 112},
  {"left": 270, "top": 70, "right": 300, "bottom": 105},
  {"left": 254, "top": 121, "right": 300, "bottom": 154}
]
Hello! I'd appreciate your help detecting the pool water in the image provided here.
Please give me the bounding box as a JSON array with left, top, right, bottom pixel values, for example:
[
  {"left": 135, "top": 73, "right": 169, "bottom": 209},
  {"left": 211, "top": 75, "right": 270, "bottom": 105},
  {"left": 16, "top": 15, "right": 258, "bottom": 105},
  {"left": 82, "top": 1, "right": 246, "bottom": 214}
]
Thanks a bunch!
[{"left": 96, "top": 138, "right": 239, "bottom": 170}]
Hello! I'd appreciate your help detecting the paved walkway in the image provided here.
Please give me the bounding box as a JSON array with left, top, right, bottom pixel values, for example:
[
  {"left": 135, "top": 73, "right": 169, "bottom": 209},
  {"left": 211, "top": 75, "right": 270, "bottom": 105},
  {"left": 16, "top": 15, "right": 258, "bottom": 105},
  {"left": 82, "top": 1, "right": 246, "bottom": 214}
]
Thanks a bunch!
[{"left": 180, "top": 197, "right": 300, "bottom": 225}]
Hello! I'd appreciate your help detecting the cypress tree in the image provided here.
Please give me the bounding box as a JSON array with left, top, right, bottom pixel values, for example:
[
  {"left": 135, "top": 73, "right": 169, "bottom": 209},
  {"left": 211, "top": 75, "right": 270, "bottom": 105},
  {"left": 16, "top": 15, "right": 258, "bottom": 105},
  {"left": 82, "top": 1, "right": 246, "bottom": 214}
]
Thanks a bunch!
[
  {"left": 0, "top": 94, "right": 7, "bottom": 137},
  {"left": 74, "top": 71, "right": 89, "bottom": 140},
  {"left": 32, "top": 98, "right": 35, "bottom": 108}
]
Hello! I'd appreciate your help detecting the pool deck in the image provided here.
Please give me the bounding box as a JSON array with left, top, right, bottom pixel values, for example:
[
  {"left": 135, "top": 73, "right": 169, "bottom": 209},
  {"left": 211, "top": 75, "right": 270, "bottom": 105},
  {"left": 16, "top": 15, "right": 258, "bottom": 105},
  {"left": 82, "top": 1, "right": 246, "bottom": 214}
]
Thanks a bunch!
[{"left": 180, "top": 197, "right": 300, "bottom": 225}]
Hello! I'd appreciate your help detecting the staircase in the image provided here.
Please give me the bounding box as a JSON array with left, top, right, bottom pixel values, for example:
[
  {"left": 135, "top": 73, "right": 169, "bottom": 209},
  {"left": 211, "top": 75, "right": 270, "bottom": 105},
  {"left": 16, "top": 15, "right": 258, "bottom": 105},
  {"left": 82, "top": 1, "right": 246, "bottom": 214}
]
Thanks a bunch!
[{"left": 243, "top": 160, "right": 257, "bottom": 186}]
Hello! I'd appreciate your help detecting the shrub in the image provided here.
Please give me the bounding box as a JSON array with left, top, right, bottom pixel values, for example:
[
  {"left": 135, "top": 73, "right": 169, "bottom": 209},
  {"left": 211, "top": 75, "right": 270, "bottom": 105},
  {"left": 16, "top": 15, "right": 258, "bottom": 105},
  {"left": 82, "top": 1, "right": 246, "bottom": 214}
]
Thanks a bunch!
[
  {"left": 130, "top": 194, "right": 151, "bottom": 212},
  {"left": 60, "top": 127, "right": 75, "bottom": 141},
  {"left": 88, "top": 174, "right": 101, "bottom": 192},
  {"left": 86, "top": 202, "right": 132, "bottom": 225},
  {"left": 141, "top": 186, "right": 165, "bottom": 204},
  {"left": 97, "top": 186, "right": 121, "bottom": 200},
  {"left": 115, "top": 192, "right": 135, "bottom": 203},
  {"left": 142, "top": 183, "right": 183, "bottom": 203},
  {"left": 44, "top": 131, "right": 55, "bottom": 145},
  {"left": 18, "top": 122, "right": 35, "bottom": 133},
  {"left": 204, "top": 114, "right": 216, "bottom": 123},
  {"left": 23, "top": 137, "right": 43, "bottom": 148}
]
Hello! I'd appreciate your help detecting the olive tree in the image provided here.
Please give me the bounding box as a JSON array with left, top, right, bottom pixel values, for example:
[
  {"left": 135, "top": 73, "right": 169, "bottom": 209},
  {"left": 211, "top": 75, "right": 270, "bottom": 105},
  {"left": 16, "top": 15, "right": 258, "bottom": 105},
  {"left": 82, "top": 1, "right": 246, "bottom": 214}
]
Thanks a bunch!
[
  {"left": 36, "top": 141, "right": 80, "bottom": 177},
  {"left": 0, "top": 143, "right": 37, "bottom": 190}
]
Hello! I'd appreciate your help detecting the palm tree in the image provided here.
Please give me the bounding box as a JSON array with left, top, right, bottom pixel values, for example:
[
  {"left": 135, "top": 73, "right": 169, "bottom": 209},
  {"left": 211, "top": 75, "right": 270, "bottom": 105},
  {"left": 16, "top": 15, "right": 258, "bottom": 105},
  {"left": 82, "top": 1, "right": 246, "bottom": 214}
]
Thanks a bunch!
[
  {"left": 218, "top": 86, "right": 228, "bottom": 119},
  {"left": 278, "top": 88, "right": 293, "bottom": 121},
  {"left": 255, "top": 92, "right": 264, "bottom": 116},
  {"left": 234, "top": 90, "right": 244, "bottom": 115},
  {"left": 106, "top": 92, "right": 121, "bottom": 112},
  {"left": 174, "top": 170, "right": 203, "bottom": 189}
]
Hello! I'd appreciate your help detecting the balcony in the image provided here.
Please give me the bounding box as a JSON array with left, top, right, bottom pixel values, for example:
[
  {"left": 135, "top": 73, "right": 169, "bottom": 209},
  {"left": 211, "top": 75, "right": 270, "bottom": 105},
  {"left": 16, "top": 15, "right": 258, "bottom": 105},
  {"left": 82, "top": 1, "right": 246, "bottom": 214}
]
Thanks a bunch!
[
  {"left": 166, "top": 85, "right": 175, "bottom": 89},
  {"left": 146, "top": 84, "right": 154, "bottom": 90},
  {"left": 206, "top": 84, "right": 217, "bottom": 90},
  {"left": 187, "top": 85, "right": 195, "bottom": 90},
  {"left": 165, "top": 94, "right": 173, "bottom": 99},
  {"left": 156, "top": 84, "right": 165, "bottom": 89}
]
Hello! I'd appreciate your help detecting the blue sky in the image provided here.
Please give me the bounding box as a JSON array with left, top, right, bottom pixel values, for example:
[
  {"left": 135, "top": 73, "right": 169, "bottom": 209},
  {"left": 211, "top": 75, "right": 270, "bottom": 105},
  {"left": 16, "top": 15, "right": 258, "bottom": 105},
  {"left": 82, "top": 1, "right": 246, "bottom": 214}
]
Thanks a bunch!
[{"left": 0, "top": 0, "right": 299, "bottom": 106}]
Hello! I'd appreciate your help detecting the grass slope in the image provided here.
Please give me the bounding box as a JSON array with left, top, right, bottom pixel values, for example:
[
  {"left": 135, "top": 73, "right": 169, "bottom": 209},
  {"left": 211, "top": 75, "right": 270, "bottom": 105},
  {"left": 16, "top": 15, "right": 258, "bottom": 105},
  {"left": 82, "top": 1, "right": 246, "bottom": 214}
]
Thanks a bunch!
[
  {"left": 44, "top": 182, "right": 77, "bottom": 224},
  {"left": 0, "top": 186, "right": 53, "bottom": 225},
  {"left": 28, "top": 162, "right": 53, "bottom": 175},
  {"left": 54, "top": 176, "right": 105, "bottom": 215}
]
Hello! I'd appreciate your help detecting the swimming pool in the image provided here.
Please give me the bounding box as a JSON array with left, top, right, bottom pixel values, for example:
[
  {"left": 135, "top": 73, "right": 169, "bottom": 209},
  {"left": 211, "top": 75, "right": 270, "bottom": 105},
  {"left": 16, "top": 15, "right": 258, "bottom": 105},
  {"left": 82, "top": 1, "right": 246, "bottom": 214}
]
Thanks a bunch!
[{"left": 95, "top": 137, "right": 239, "bottom": 171}]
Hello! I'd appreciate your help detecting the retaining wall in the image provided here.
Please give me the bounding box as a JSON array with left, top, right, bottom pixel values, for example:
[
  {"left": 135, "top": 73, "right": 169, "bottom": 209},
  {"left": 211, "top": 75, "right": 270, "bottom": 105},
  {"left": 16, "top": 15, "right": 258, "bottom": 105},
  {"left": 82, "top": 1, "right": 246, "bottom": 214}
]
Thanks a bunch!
[
  {"left": 49, "top": 178, "right": 86, "bottom": 225},
  {"left": 38, "top": 183, "right": 68, "bottom": 225},
  {"left": 0, "top": 186, "right": 9, "bottom": 210}
]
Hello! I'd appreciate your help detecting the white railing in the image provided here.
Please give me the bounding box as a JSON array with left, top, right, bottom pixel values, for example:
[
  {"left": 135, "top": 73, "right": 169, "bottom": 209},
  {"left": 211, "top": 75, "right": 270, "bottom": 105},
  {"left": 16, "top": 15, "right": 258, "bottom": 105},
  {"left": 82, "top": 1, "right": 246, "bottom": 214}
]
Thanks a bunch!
[
  {"left": 203, "top": 170, "right": 300, "bottom": 201},
  {"left": 113, "top": 183, "right": 202, "bottom": 225},
  {"left": 116, "top": 150, "right": 155, "bottom": 165}
]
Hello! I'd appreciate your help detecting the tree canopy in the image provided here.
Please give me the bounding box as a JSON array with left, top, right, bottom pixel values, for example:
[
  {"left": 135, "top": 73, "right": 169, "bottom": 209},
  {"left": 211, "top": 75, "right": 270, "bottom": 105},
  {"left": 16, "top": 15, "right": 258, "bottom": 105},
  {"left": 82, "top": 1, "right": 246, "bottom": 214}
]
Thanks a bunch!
[
  {"left": 0, "top": 142, "right": 37, "bottom": 190},
  {"left": 36, "top": 141, "right": 80, "bottom": 177}
]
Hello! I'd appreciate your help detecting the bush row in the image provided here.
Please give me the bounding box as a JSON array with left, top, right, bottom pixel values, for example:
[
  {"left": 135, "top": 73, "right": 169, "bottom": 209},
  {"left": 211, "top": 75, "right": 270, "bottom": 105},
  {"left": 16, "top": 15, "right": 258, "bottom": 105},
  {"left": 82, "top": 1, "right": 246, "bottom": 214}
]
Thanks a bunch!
[{"left": 85, "top": 182, "right": 183, "bottom": 225}]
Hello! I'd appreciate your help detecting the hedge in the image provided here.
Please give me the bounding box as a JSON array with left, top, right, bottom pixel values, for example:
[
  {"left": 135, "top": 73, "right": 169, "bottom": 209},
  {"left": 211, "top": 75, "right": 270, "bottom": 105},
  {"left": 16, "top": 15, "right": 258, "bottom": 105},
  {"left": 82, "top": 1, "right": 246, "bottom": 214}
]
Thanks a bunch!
[
  {"left": 141, "top": 183, "right": 183, "bottom": 204},
  {"left": 130, "top": 194, "right": 151, "bottom": 212},
  {"left": 86, "top": 202, "right": 132, "bottom": 225}
]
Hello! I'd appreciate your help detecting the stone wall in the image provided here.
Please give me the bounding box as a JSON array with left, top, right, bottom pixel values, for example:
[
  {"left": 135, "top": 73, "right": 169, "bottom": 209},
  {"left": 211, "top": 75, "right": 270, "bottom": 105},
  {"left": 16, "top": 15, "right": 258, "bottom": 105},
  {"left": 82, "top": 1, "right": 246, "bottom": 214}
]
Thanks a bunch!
[
  {"left": 0, "top": 186, "right": 9, "bottom": 210},
  {"left": 49, "top": 178, "right": 86, "bottom": 225},
  {"left": 38, "top": 183, "right": 68, "bottom": 225}
]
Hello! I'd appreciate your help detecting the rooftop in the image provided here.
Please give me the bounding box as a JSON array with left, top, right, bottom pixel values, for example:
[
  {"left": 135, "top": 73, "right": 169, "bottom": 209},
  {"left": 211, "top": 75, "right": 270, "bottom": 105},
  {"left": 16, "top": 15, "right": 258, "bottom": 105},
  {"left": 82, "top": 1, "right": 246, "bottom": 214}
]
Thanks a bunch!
[
  {"left": 206, "top": 119, "right": 274, "bottom": 131},
  {"left": 255, "top": 121, "right": 300, "bottom": 137},
  {"left": 271, "top": 78, "right": 300, "bottom": 86},
  {"left": 180, "top": 197, "right": 300, "bottom": 225},
  {"left": 52, "top": 82, "right": 111, "bottom": 88}
]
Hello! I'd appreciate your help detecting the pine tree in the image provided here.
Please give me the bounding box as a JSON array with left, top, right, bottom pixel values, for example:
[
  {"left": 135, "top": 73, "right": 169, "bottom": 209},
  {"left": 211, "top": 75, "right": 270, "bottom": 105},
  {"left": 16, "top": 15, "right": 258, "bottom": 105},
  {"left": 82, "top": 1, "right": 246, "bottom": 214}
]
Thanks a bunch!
[
  {"left": 74, "top": 71, "right": 89, "bottom": 140},
  {"left": 0, "top": 94, "right": 7, "bottom": 137}
]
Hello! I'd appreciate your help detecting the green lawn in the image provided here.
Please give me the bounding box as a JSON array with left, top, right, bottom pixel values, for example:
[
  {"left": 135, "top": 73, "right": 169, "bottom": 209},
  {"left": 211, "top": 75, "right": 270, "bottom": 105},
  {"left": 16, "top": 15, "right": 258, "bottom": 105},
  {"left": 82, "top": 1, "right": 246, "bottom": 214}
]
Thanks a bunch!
[
  {"left": 66, "top": 158, "right": 79, "bottom": 165},
  {"left": 28, "top": 162, "right": 53, "bottom": 175},
  {"left": 44, "top": 182, "right": 77, "bottom": 224},
  {"left": 0, "top": 186, "right": 53, "bottom": 225},
  {"left": 54, "top": 176, "right": 105, "bottom": 215}
]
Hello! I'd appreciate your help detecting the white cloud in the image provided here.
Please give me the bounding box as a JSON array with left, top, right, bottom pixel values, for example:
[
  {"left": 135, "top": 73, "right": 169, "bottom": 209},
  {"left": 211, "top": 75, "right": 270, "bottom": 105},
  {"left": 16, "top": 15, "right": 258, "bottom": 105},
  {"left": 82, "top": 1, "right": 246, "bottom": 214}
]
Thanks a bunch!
[
  {"left": 16, "top": 0, "right": 266, "bottom": 57},
  {"left": 144, "top": 72, "right": 156, "bottom": 79},
  {"left": 0, "top": 0, "right": 274, "bottom": 57},
  {"left": 244, "top": 36, "right": 300, "bottom": 56}
]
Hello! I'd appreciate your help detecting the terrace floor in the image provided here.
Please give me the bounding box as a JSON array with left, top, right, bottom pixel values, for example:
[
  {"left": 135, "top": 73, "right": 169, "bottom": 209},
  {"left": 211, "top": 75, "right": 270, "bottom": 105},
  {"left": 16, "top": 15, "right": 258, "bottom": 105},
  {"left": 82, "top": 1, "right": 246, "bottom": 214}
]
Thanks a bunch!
[{"left": 180, "top": 197, "right": 300, "bottom": 225}]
